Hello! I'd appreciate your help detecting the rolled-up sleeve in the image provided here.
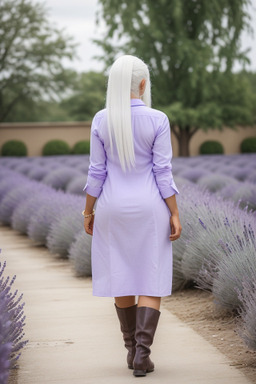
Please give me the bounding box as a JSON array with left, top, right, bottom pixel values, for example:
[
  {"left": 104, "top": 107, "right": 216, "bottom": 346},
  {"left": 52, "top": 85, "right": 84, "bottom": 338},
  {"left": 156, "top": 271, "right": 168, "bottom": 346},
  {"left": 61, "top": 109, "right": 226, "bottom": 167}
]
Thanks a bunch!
[
  {"left": 152, "top": 114, "right": 179, "bottom": 199},
  {"left": 83, "top": 114, "right": 107, "bottom": 197}
]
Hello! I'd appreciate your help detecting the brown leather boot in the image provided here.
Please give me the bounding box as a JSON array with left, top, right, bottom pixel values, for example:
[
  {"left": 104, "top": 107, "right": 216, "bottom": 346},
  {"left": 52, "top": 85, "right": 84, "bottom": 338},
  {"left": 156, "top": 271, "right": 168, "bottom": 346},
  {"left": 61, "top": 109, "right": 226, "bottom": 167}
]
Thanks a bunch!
[
  {"left": 114, "top": 303, "right": 137, "bottom": 369},
  {"left": 133, "top": 306, "right": 161, "bottom": 377}
]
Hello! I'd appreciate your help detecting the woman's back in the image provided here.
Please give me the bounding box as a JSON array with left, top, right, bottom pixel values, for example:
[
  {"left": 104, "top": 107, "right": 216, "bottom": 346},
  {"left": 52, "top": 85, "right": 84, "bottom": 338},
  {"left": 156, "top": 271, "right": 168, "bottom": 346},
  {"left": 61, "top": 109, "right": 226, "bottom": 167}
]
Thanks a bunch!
[{"left": 87, "top": 98, "right": 179, "bottom": 205}]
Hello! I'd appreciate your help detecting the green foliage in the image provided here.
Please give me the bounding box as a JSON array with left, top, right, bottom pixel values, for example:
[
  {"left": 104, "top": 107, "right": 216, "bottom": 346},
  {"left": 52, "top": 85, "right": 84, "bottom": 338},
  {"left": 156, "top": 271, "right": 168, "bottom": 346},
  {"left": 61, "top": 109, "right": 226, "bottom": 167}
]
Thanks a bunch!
[
  {"left": 1, "top": 140, "right": 27, "bottom": 157},
  {"left": 72, "top": 141, "right": 90, "bottom": 155},
  {"left": 3, "top": 100, "right": 72, "bottom": 123},
  {"left": 95, "top": 0, "right": 252, "bottom": 105},
  {"left": 241, "top": 137, "right": 256, "bottom": 153},
  {"left": 42, "top": 140, "right": 70, "bottom": 156},
  {"left": 199, "top": 141, "right": 224, "bottom": 155},
  {"left": 4, "top": 71, "right": 106, "bottom": 123},
  {"left": 95, "top": 0, "right": 253, "bottom": 156},
  {"left": 0, "top": 0, "right": 77, "bottom": 122},
  {"left": 61, "top": 72, "right": 106, "bottom": 121},
  {"left": 161, "top": 71, "right": 256, "bottom": 130}
]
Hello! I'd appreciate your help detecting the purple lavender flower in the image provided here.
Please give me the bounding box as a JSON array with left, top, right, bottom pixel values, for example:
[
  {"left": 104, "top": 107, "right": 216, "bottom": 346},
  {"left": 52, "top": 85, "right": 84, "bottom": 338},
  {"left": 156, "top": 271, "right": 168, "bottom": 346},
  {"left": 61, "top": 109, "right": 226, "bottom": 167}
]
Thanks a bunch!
[
  {"left": 76, "top": 163, "right": 90, "bottom": 174},
  {"left": 0, "top": 259, "right": 28, "bottom": 381},
  {"left": 41, "top": 167, "right": 83, "bottom": 190},
  {"left": 197, "top": 174, "right": 238, "bottom": 193},
  {"left": 66, "top": 175, "right": 88, "bottom": 196},
  {"left": 237, "top": 280, "right": 256, "bottom": 350},
  {"left": 229, "top": 167, "right": 252, "bottom": 182},
  {"left": 179, "top": 168, "right": 210, "bottom": 183},
  {"left": 211, "top": 223, "right": 256, "bottom": 312},
  {"left": 0, "top": 296, "right": 12, "bottom": 384},
  {"left": 11, "top": 185, "right": 53, "bottom": 234},
  {"left": 0, "top": 174, "right": 26, "bottom": 204},
  {"left": 13, "top": 163, "right": 33, "bottom": 175},
  {"left": 46, "top": 196, "right": 85, "bottom": 257},
  {"left": 0, "top": 180, "right": 44, "bottom": 225},
  {"left": 27, "top": 166, "right": 48, "bottom": 181},
  {"left": 28, "top": 191, "right": 83, "bottom": 244},
  {"left": 248, "top": 170, "right": 256, "bottom": 185},
  {"left": 68, "top": 230, "right": 92, "bottom": 277}
]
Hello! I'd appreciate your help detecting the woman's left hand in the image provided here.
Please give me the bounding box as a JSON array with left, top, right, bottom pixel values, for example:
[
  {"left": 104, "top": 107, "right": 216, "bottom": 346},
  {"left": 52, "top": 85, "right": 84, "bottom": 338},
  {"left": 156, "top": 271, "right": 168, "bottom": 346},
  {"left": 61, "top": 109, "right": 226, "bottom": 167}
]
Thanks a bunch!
[{"left": 84, "top": 215, "right": 94, "bottom": 236}]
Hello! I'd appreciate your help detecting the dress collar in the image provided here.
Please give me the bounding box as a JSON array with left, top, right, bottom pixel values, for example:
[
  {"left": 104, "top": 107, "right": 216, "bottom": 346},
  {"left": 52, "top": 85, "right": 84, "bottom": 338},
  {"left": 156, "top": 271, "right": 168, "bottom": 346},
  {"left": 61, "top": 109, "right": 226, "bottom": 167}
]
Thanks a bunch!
[{"left": 131, "top": 98, "right": 146, "bottom": 107}]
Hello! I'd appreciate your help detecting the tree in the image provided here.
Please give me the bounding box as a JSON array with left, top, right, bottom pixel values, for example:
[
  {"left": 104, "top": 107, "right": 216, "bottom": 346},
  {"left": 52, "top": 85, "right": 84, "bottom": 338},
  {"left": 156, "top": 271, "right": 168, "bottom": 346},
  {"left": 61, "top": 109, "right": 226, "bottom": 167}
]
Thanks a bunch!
[
  {"left": 162, "top": 71, "right": 256, "bottom": 155},
  {"left": 0, "top": 0, "right": 77, "bottom": 122},
  {"left": 61, "top": 72, "right": 107, "bottom": 121},
  {"left": 95, "top": 0, "right": 254, "bottom": 156}
]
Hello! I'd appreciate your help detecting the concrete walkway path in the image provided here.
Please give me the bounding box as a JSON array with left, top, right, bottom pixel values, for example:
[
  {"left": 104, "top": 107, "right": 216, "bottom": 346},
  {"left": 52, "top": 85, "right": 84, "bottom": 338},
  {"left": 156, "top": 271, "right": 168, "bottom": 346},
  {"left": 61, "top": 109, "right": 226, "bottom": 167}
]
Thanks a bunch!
[{"left": 1, "top": 226, "right": 251, "bottom": 384}]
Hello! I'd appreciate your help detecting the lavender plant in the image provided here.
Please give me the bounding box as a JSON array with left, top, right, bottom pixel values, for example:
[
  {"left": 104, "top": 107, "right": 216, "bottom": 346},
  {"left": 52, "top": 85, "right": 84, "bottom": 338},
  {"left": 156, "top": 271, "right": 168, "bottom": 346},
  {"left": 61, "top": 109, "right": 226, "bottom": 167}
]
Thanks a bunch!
[
  {"left": 176, "top": 183, "right": 256, "bottom": 292},
  {"left": 0, "top": 175, "right": 26, "bottom": 204},
  {"left": 210, "top": 222, "right": 256, "bottom": 312},
  {"left": 66, "top": 175, "right": 88, "bottom": 196},
  {"left": 179, "top": 168, "right": 210, "bottom": 183},
  {"left": 228, "top": 167, "right": 252, "bottom": 182},
  {"left": 11, "top": 186, "right": 53, "bottom": 234},
  {"left": 0, "top": 295, "right": 12, "bottom": 384},
  {"left": 46, "top": 197, "right": 85, "bottom": 257},
  {"left": 218, "top": 181, "right": 256, "bottom": 213},
  {"left": 68, "top": 230, "right": 92, "bottom": 277},
  {"left": 13, "top": 163, "right": 33, "bottom": 175},
  {"left": 247, "top": 170, "right": 256, "bottom": 184},
  {"left": 237, "top": 280, "right": 256, "bottom": 351},
  {"left": 28, "top": 191, "right": 85, "bottom": 245},
  {"left": 172, "top": 237, "right": 191, "bottom": 291},
  {"left": 27, "top": 190, "right": 70, "bottom": 244},
  {"left": 197, "top": 174, "right": 238, "bottom": 193},
  {"left": 27, "top": 165, "right": 48, "bottom": 181},
  {"left": 76, "top": 163, "right": 90, "bottom": 174},
  {"left": 0, "top": 182, "right": 42, "bottom": 225},
  {"left": 41, "top": 167, "right": 83, "bottom": 190},
  {"left": 3, "top": 158, "right": 21, "bottom": 170},
  {"left": 0, "top": 259, "right": 28, "bottom": 383}
]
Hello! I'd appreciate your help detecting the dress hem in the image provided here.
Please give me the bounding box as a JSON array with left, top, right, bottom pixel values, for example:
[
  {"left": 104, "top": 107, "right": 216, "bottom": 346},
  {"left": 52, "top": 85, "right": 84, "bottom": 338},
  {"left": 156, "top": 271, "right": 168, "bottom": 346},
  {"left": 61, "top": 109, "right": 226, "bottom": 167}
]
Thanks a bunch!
[{"left": 92, "top": 291, "right": 172, "bottom": 298}]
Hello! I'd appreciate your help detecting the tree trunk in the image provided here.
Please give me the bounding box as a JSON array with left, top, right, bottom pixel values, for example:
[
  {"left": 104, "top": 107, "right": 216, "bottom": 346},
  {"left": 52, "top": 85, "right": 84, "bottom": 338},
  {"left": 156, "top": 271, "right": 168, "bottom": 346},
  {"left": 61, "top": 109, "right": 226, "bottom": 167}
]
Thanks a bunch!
[
  {"left": 172, "top": 125, "right": 199, "bottom": 157},
  {"left": 178, "top": 126, "right": 190, "bottom": 157}
]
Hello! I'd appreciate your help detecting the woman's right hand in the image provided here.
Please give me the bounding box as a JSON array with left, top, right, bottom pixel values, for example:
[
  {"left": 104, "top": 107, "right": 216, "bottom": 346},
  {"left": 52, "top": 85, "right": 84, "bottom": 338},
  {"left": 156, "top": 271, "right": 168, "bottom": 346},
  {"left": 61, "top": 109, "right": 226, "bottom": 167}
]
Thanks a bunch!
[{"left": 169, "top": 214, "right": 182, "bottom": 241}]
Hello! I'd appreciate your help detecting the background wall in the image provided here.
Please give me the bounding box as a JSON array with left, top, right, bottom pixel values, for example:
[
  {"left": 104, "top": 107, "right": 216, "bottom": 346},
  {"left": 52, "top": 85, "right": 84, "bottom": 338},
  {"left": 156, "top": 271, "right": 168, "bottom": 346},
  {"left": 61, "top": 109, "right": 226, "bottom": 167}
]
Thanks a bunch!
[
  {"left": 188, "top": 125, "right": 256, "bottom": 157},
  {"left": 0, "top": 122, "right": 91, "bottom": 157},
  {"left": 0, "top": 122, "right": 255, "bottom": 157}
]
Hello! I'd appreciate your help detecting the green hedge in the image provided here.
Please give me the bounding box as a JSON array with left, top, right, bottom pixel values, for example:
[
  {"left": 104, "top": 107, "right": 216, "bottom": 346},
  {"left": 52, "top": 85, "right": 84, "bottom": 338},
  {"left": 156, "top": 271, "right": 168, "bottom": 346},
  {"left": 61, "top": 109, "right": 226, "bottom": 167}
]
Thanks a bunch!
[
  {"left": 1, "top": 140, "right": 27, "bottom": 157},
  {"left": 199, "top": 140, "right": 224, "bottom": 155},
  {"left": 72, "top": 140, "right": 90, "bottom": 155},
  {"left": 240, "top": 137, "right": 256, "bottom": 153},
  {"left": 42, "top": 140, "right": 70, "bottom": 156}
]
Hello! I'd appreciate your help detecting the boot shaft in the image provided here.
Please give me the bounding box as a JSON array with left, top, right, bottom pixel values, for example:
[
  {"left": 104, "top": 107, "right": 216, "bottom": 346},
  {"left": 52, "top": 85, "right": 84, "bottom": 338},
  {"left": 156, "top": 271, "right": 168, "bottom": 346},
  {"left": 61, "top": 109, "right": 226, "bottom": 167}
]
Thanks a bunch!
[{"left": 133, "top": 306, "right": 161, "bottom": 375}]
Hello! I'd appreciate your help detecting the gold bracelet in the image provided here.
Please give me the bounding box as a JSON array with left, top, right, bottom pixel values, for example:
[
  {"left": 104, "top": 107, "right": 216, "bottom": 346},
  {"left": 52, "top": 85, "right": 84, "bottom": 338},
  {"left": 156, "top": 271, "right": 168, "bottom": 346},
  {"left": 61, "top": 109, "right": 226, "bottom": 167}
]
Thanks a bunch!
[{"left": 82, "top": 209, "right": 95, "bottom": 218}]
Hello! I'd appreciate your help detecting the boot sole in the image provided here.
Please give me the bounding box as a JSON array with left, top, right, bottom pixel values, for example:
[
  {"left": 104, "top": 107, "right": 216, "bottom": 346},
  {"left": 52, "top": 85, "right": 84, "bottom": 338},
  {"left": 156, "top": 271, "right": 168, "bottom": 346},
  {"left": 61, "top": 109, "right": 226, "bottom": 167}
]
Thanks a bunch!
[
  {"left": 133, "top": 369, "right": 147, "bottom": 377},
  {"left": 133, "top": 368, "right": 154, "bottom": 377}
]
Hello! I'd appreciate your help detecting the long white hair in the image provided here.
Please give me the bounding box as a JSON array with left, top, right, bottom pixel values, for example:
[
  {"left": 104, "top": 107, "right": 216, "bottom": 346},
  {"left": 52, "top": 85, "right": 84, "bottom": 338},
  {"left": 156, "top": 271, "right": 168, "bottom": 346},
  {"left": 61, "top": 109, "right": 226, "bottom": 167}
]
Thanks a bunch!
[{"left": 106, "top": 55, "right": 151, "bottom": 172}]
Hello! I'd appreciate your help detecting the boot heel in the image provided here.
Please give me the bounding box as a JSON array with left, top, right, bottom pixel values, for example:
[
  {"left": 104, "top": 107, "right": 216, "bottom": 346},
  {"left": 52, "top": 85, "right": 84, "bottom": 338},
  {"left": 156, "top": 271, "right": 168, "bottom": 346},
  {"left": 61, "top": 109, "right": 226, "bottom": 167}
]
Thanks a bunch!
[{"left": 133, "top": 369, "right": 147, "bottom": 377}]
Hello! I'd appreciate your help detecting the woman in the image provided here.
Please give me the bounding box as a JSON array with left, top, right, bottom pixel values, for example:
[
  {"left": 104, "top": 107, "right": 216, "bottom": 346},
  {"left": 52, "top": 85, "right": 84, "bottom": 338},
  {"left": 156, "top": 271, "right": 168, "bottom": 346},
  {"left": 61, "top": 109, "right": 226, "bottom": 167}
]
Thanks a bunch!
[{"left": 83, "top": 55, "right": 182, "bottom": 377}]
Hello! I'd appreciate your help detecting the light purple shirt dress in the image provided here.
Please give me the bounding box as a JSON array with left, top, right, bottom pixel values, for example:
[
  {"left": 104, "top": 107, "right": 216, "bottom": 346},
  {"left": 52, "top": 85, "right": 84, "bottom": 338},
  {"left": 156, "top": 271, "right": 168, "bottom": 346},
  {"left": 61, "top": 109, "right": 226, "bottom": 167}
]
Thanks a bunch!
[{"left": 83, "top": 98, "right": 180, "bottom": 297}]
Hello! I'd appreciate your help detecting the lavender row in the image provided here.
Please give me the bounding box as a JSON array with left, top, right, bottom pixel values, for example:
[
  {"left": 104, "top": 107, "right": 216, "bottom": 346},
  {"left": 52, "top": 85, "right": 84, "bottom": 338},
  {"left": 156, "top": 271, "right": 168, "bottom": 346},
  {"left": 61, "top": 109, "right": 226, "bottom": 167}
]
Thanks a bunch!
[
  {"left": 174, "top": 182, "right": 256, "bottom": 350},
  {"left": 0, "top": 257, "right": 28, "bottom": 384},
  {"left": 0, "top": 167, "right": 91, "bottom": 277},
  {"left": 1, "top": 164, "right": 256, "bottom": 351},
  {"left": 0, "top": 154, "right": 255, "bottom": 211}
]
